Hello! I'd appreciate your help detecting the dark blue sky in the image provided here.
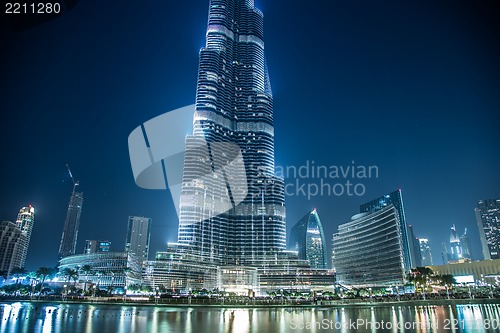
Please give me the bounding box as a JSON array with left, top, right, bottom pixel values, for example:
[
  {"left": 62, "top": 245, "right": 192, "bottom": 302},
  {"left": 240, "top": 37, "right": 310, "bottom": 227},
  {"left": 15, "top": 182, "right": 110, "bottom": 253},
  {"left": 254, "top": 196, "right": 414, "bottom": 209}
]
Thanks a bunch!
[{"left": 1, "top": 0, "right": 499, "bottom": 270}]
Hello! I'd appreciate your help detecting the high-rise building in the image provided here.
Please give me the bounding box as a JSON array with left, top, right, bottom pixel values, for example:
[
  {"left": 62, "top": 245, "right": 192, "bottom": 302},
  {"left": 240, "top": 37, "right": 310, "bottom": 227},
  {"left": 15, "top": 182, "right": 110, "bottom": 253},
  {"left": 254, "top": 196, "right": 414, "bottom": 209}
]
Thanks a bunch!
[
  {"left": 288, "top": 209, "right": 328, "bottom": 269},
  {"left": 441, "top": 242, "right": 448, "bottom": 265},
  {"left": 449, "top": 224, "right": 462, "bottom": 261},
  {"left": 0, "top": 221, "right": 25, "bottom": 276},
  {"left": 176, "top": 0, "right": 286, "bottom": 267},
  {"left": 460, "top": 228, "right": 471, "bottom": 260},
  {"left": 407, "top": 224, "right": 422, "bottom": 268},
  {"left": 475, "top": 199, "right": 500, "bottom": 260},
  {"left": 418, "top": 238, "right": 433, "bottom": 266},
  {"left": 332, "top": 205, "right": 406, "bottom": 287},
  {"left": 125, "top": 216, "right": 151, "bottom": 260},
  {"left": 84, "top": 240, "right": 111, "bottom": 254},
  {"left": 15, "top": 205, "right": 35, "bottom": 267},
  {"left": 58, "top": 190, "right": 83, "bottom": 258},
  {"left": 359, "top": 189, "right": 412, "bottom": 272},
  {"left": 446, "top": 225, "right": 470, "bottom": 263}
]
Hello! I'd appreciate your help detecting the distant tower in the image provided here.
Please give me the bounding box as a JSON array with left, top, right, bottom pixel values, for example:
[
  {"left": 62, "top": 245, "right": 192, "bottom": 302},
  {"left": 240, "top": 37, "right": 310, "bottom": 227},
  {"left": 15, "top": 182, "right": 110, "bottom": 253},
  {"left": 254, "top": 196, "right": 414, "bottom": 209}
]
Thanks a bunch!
[
  {"left": 460, "top": 228, "right": 471, "bottom": 260},
  {"left": 360, "top": 189, "right": 412, "bottom": 271},
  {"left": 289, "top": 209, "right": 328, "bottom": 269},
  {"left": 449, "top": 225, "right": 462, "bottom": 262},
  {"left": 58, "top": 165, "right": 83, "bottom": 259},
  {"left": 0, "top": 221, "right": 25, "bottom": 276},
  {"left": 407, "top": 224, "right": 422, "bottom": 268},
  {"left": 441, "top": 242, "right": 448, "bottom": 265},
  {"left": 125, "top": 216, "right": 152, "bottom": 260},
  {"left": 475, "top": 199, "right": 500, "bottom": 260},
  {"left": 418, "top": 238, "right": 433, "bottom": 266},
  {"left": 15, "top": 205, "right": 35, "bottom": 267}
]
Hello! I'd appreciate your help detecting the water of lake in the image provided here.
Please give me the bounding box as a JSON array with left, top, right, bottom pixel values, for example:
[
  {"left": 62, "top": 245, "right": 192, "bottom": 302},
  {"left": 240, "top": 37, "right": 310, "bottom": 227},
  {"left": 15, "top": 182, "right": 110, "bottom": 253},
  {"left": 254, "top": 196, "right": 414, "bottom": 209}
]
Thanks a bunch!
[{"left": 1, "top": 301, "right": 500, "bottom": 332}]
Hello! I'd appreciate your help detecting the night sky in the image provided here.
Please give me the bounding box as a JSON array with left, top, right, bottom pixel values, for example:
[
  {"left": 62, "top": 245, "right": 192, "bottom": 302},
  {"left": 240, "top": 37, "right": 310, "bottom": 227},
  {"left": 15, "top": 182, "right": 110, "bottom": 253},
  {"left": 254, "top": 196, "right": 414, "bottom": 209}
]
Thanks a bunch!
[{"left": 1, "top": 0, "right": 499, "bottom": 270}]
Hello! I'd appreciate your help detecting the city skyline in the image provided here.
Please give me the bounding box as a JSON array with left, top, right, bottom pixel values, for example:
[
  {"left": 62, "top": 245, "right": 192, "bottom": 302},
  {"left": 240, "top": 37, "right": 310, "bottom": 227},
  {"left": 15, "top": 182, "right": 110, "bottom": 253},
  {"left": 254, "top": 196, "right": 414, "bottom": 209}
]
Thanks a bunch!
[{"left": 1, "top": 0, "right": 499, "bottom": 269}]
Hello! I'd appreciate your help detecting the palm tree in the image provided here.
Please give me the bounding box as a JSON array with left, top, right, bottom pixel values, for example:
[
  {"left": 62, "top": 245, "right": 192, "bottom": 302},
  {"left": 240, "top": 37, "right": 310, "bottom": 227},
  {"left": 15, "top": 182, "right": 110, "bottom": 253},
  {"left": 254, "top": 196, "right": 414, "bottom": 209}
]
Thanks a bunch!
[
  {"left": 62, "top": 268, "right": 79, "bottom": 289},
  {"left": 36, "top": 267, "right": 54, "bottom": 299},
  {"left": 439, "top": 274, "right": 456, "bottom": 286},
  {"left": 26, "top": 271, "right": 38, "bottom": 297},
  {"left": 80, "top": 265, "right": 92, "bottom": 292},
  {"left": 11, "top": 267, "right": 27, "bottom": 284}
]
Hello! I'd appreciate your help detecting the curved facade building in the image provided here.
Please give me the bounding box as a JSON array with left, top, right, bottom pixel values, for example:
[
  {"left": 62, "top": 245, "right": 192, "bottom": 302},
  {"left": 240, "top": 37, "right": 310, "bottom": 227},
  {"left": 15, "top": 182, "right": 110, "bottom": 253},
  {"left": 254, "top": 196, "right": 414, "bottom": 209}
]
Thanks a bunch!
[
  {"left": 360, "top": 189, "right": 411, "bottom": 272},
  {"left": 332, "top": 205, "right": 406, "bottom": 288},
  {"left": 289, "top": 209, "right": 328, "bottom": 269},
  {"left": 178, "top": 0, "right": 286, "bottom": 266},
  {"left": 58, "top": 252, "right": 142, "bottom": 290}
]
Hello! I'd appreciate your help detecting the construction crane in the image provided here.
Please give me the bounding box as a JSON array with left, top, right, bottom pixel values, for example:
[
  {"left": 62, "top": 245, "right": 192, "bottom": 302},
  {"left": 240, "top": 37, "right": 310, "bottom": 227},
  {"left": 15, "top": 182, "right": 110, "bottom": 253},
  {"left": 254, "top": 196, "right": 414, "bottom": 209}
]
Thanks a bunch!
[{"left": 66, "top": 164, "right": 80, "bottom": 195}]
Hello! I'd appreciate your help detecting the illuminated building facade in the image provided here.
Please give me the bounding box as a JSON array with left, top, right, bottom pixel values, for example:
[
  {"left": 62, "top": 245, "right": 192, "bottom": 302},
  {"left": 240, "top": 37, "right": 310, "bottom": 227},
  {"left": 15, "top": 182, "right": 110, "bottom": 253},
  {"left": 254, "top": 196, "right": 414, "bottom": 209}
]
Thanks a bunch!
[
  {"left": 332, "top": 205, "right": 406, "bottom": 287},
  {"left": 176, "top": 0, "right": 286, "bottom": 268},
  {"left": 58, "top": 252, "right": 142, "bottom": 290},
  {"left": 475, "top": 199, "right": 500, "bottom": 260},
  {"left": 0, "top": 221, "right": 25, "bottom": 276},
  {"left": 418, "top": 238, "right": 433, "bottom": 266},
  {"left": 360, "top": 189, "right": 411, "bottom": 272},
  {"left": 125, "top": 216, "right": 151, "bottom": 260},
  {"left": 15, "top": 205, "right": 35, "bottom": 267},
  {"left": 59, "top": 191, "right": 83, "bottom": 258},
  {"left": 289, "top": 209, "right": 328, "bottom": 269}
]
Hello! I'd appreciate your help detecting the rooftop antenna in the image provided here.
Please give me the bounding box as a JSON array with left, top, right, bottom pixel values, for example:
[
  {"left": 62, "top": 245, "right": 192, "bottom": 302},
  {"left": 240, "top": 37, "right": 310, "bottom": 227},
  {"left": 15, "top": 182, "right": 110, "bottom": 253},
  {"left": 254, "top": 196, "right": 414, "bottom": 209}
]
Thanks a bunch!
[{"left": 66, "top": 164, "right": 80, "bottom": 195}]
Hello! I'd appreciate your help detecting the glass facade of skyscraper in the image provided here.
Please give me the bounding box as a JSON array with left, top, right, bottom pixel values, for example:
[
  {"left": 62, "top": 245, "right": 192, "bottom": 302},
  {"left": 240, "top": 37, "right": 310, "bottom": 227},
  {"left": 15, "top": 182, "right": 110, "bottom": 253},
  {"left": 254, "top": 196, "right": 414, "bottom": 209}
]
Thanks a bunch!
[
  {"left": 15, "top": 205, "right": 34, "bottom": 268},
  {"left": 59, "top": 191, "right": 83, "bottom": 258},
  {"left": 418, "top": 238, "right": 433, "bottom": 266},
  {"left": 475, "top": 199, "right": 500, "bottom": 260},
  {"left": 0, "top": 221, "right": 24, "bottom": 276},
  {"left": 125, "top": 216, "right": 152, "bottom": 260},
  {"left": 58, "top": 252, "right": 142, "bottom": 290},
  {"left": 332, "top": 205, "right": 406, "bottom": 288},
  {"left": 177, "top": 0, "right": 286, "bottom": 267},
  {"left": 289, "top": 209, "right": 328, "bottom": 269},
  {"left": 407, "top": 224, "right": 422, "bottom": 268},
  {"left": 359, "top": 189, "right": 411, "bottom": 272}
]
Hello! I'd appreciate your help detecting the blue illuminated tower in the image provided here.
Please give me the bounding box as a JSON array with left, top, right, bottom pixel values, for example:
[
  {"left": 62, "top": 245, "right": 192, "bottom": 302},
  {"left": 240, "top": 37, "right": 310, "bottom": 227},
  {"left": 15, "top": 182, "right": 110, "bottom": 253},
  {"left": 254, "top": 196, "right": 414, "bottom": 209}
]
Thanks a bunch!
[
  {"left": 289, "top": 209, "right": 328, "bottom": 269},
  {"left": 177, "top": 0, "right": 286, "bottom": 266}
]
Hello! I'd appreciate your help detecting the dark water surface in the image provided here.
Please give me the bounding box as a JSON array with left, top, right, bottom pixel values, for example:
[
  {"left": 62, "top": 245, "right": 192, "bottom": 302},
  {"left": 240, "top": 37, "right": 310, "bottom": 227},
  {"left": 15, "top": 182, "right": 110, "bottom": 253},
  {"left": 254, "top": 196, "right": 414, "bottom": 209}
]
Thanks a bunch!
[{"left": 1, "top": 301, "right": 500, "bottom": 332}]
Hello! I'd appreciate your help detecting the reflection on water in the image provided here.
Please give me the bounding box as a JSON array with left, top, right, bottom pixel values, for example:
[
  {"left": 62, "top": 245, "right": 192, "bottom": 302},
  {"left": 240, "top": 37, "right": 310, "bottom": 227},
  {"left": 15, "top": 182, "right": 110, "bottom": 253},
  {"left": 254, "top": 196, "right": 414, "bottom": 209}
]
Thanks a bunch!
[{"left": 0, "top": 302, "right": 499, "bottom": 332}]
